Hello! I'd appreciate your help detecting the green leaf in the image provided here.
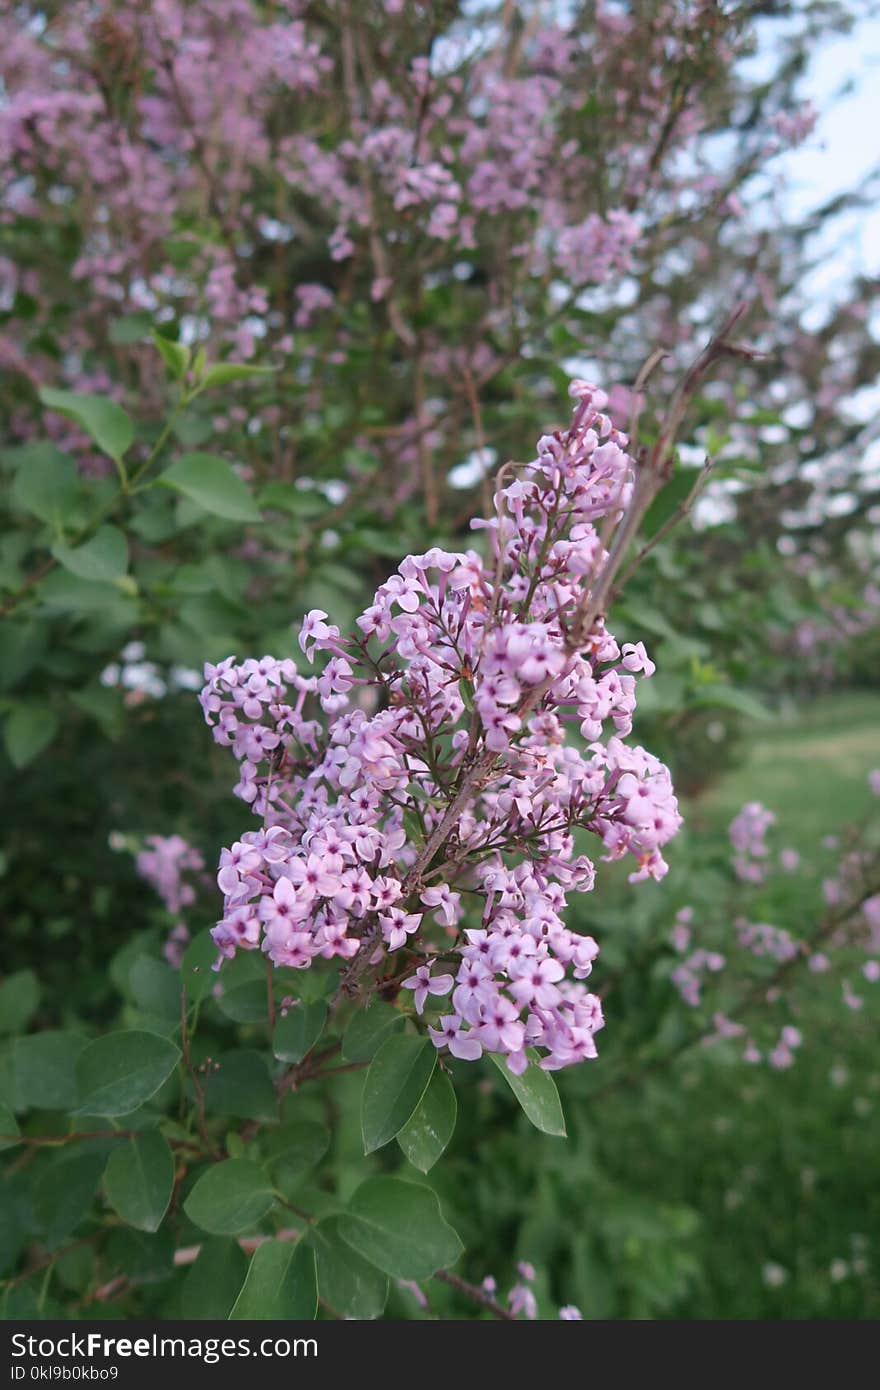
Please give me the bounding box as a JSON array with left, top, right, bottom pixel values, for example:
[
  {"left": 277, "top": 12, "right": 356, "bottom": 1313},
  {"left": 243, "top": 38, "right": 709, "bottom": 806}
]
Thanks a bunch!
[
  {"left": 103, "top": 1227, "right": 173, "bottom": 1284},
  {"left": 159, "top": 453, "right": 261, "bottom": 522},
  {"left": 10, "top": 445, "right": 79, "bottom": 527},
  {"left": 488, "top": 1051, "right": 567, "bottom": 1136},
  {"left": 104, "top": 1130, "right": 174, "bottom": 1232},
  {"left": 75, "top": 1031, "right": 181, "bottom": 1117},
  {"left": 273, "top": 1002, "right": 327, "bottom": 1064},
  {"left": 641, "top": 466, "right": 699, "bottom": 536},
  {"left": 258, "top": 482, "right": 326, "bottom": 517},
  {"left": 152, "top": 331, "right": 190, "bottom": 380},
  {"left": 690, "top": 683, "right": 773, "bottom": 722},
  {"left": 52, "top": 526, "right": 128, "bottom": 584},
  {"left": 264, "top": 1121, "right": 329, "bottom": 1192},
  {"left": 171, "top": 410, "right": 213, "bottom": 448},
  {"left": 203, "top": 1051, "right": 277, "bottom": 1123},
  {"left": 14, "top": 1032, "right": 87, "bottom": 1111},
  {"left": 199, "top": 363, "right": 275, "bottom": 390},
  {"left": 0, "top": 620, "right": 46, "bottom": 692},
  {"left": 338, "top": 1177, "right": 463, "bottom": 1281},
  {"left": 184, "top": 1159, "right": 275, "bottom": 1236},
  {"left": 35, "top": 1151, "right": 108, "bottom": 1248},
  {"left": 39, "top": 388, "right": 134, "bottom": 464},
  {"left": 54, "top": 1242, "right": 96, "bottom": 1294},
  {"left": 129, "top": 957, "right": 180, "bottom": 1026},
  {"left": 397, "top": 1069, "right": 457, "bottom": 1173},
  {"left": 109, "top": 312, "right": 153, "bottom": 346},
  {"left": 4, "top": 701, "right": 59, "bottom": 768},
  {"left": 0, "top": 970, "right": 39, "bottom": 1035},
  {"left": 402, "top": 809, "right": 423, "bottom": 850},
  {"left": 69, "top": 682, "right": 125, "bottom": 739},
  {"left": 0, "top": 1177, "right": 27, "bottom": 1276},
  {"left": 0, "top": 1103, "right": 20, "bottom": 1152},
  {"left": 342, "top": 1001, "right": 405, "bottom": 1062},
  {"left": 34, "top": 570, "right": 136, "bottom": 623},
  {"left": 310, "top": 1218, "right": 388, "bottom": 1320},
  {"left": 181, "top": 1238, "right": 248, "bottom": 1319},
  {"left": 361, "top": 1035, "right": 436, "bottom": 1154},
  {"left": 229, "top": 1241, "right": 317, "bottom": 1320},
  {"left": 215, "top": 980, "right": 267, "bottom": 1024},
  {"left": 180, "top": 929, "right": 219, "bottom": 1002}
]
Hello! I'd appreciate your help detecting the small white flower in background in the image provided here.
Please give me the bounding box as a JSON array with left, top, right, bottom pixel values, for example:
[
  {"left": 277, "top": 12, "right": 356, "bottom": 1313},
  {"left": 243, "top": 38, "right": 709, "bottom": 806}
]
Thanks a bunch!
[{"left": 762, "top": 1263, "right": 788, "bottom": 1288}]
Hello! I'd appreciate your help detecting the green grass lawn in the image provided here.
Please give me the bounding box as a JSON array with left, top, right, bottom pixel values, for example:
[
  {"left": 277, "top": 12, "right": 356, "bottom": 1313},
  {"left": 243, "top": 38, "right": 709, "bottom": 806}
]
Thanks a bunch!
[{"left": 689, "top": 690, "right": 880, "bottom": 845}]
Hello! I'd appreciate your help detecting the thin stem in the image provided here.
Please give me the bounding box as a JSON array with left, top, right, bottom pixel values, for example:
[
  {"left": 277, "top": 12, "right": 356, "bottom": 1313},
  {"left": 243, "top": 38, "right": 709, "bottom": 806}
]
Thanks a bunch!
[
  {"left": 266, "top": 956, "right": 276, "bottom": 1042},
  {"left": 568, "top": 303, "right": 758, "bottom": 645},
  {"left": 179, "top": 987, "right": 214, "bottom": 1155},
  {"left": 433, "top": 1269, "right": 517, "bottom": 1320},
  {"left": 0, "top": 1129, "right": 200, "bottom": 1152}
]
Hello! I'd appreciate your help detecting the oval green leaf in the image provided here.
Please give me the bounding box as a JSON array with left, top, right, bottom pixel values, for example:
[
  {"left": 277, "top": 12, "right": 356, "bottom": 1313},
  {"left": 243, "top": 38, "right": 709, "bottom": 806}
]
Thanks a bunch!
[
  {"left": 200, "top": 363, "right": 275, "bottom": 390},
  {"left": 14, "top": 1032, "right": 87, "bottom": 1111},
  {"left": 180, "top": 929, "right": 219, "bottom": 1002},
  {"left": 181, "top": 1238, "right": 248, "bottom": 1319},
  {"left": 229, "top": 1240, "right": 317, "bottom": 1320},
  {"left": 0, "top": 1103, "right": 20, "bottom": 1153},
  {"left": 0, "top": 969, "right": 39, "bottom": 1035},
  {"left": 75, "top": 1030, "right": 180, "bottom": 1117},
  {"left": 52, "top": 526, "right": 128, "bottom": 584},
  {"left": 5, "top": 702, "right": 59, "bottom": 769},
  {"left": 160, "top": 453, "right": 260, "bottom": 522},
  {"left": 184, "top": 1159, "right": 275, "bottom": 1236},
  {"left": 104, "top": 1130, "right": 174, "bottom": 1233},
  {"left": 152, "top": 332, "right": 190, "bottom": 380},
  {"left": 488, "top": 1051, "right": 567, "bottom": 1137},
  {"left": 310, "top": 1217, "right": 388, "bottom": 1320},
  {"left": 203, "top": 1050, "right": 277, "bottom": 1123},
  {"left": 361, "top": 1035, "right": 436, "bottom": 1155},
  {"left": 263, "top": 1121, "right": 329, "bottom": 1194},
  {"left": 39, "top": 388, "right": 134, "bottom": 464},
  {"left": 10, "top": 445, "right": 79, "bottom": 527},
  {"left": 273, "top": 1002, "right": 327, "bottom": 1064},
  {"left": 337, "top": 1177, "right": 463, "bottom": 1282},
  {"left": 342, "top": 1001, "right": 405, "bottom": 1063},
  {"left": 397, "top": 1069, "right": 457, "bottom": 1173},
  {"left": 34, "top": 1151, "right": 108, "bottom": 1248}
]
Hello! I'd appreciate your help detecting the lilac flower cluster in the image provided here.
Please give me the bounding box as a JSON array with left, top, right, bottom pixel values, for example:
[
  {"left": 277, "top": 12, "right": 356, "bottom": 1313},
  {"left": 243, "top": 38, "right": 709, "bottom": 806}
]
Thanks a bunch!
[
  {"left": 554, "top": 210, "right": 640, "bottom": 288},
  {"left": 135, "top": 834, "right": 206, "bottom": 965},
  {"left": 401, "top": 1261, "right": 582, "bottom": 1319},
  {"left": 729, "top": 801, "right": 776, "bottom": 882},
  {"left": 485, "top": 1262, "right": 582, "bottom": 1320},
  {"left": 735, "top": 919, "right": 798, "bottom": 963},
  {"left": 682, "top": 781, "right": 880, "bottom": 1069},
  {"left": 200, "top": 382, "right": 682, "bottom": 1073},
  {"left": 671, "top": 947, "right": 725, "bottom": 1007}
]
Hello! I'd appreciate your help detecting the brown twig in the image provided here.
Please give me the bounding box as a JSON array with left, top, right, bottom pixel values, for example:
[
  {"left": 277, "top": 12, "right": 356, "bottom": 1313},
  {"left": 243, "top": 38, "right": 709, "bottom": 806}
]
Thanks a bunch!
[
  {"left": 433, "top": 1269, "right": 517, "bottom": 1320},
  {"left": 568, "top": 302, "right": 758, "bottom": 645},
  {"left": 0, "top": 1129, "right": 200, "bottom": 1152},
  {"left": 277, "top": 1040, "right": 342, "bottom": 1094}
]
